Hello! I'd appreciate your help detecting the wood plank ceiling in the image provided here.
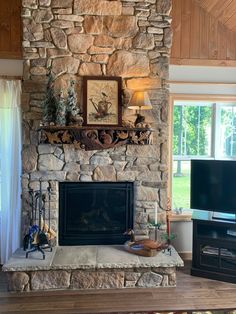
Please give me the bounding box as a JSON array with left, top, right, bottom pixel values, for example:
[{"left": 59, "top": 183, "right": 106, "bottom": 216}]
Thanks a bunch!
[
  {"left": 0, "top": 0, "right": 22, "bottom": 59},
  {"left": 171, "top": 0, "right": 236, "bottom": 66},
  {"left": 195, "top": 0, "right": 236, "bottom": 31}
]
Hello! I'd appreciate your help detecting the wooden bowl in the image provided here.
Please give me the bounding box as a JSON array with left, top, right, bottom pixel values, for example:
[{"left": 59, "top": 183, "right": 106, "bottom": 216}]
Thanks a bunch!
[{"left": 124, "top": 241, "right": 158, "bottom": 257}]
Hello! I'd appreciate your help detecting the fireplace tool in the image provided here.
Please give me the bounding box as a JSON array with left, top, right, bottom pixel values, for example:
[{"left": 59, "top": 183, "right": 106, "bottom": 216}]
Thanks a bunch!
[{"left": 24, "top": 181, "right": 53, "bottom": 260}]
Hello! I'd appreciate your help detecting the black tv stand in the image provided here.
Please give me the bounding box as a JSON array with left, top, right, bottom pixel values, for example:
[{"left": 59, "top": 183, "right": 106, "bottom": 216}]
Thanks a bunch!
[{"left": 191, "top": 209, "right": 236, "bottom": 283}]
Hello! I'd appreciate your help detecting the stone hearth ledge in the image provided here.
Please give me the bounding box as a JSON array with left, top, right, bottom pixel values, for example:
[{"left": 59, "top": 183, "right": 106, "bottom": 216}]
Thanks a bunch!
[{"left": 3, "top": 246, "right": 183, "bottom": 291}]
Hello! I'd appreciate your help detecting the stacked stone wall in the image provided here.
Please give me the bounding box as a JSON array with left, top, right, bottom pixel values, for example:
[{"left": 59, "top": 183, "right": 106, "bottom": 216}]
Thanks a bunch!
[
  {"left": 21, "top": 0, "right": 172, "bottom": 240},
  {"left": 7, "top": 266, "right": 176, "bottom": 291}
]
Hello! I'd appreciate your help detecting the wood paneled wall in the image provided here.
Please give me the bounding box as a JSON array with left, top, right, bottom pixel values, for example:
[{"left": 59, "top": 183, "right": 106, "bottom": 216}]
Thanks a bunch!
[
  {"left": 0, "top": 0, "right": 22, "bottom": 59},
  {"left": 196, "top": 0, "right": 236, "bottom": 31},
  {"left": 171, "top": 0, "right": 236, "bottom": 66}
]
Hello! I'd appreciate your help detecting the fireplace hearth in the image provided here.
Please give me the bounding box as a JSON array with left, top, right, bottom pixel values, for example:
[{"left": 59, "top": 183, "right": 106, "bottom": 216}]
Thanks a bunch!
[{"left": 59, "top": 182, "right": 134, "bottom": 245}]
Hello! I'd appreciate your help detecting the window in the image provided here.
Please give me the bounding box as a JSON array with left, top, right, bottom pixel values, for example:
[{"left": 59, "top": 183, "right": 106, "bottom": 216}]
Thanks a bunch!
[{"left": 170, "top": 97, "right": 236, "bottom": 215}]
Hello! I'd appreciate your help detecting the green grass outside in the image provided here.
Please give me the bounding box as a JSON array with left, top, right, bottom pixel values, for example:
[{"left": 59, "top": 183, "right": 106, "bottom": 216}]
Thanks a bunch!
[{"left": 172, "top": 175, "right": 190, "bottom": 210}]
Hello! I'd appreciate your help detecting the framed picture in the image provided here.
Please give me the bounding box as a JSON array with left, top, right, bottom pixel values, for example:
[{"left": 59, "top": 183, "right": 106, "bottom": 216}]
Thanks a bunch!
[{"left": 83, "top": 76, "right": 122, "bottom": 127}]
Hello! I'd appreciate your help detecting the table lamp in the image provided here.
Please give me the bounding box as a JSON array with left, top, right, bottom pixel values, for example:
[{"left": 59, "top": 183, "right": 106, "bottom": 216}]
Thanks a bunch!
[{"left": 128, "top": 91, "right": 152, "bottom": 126}]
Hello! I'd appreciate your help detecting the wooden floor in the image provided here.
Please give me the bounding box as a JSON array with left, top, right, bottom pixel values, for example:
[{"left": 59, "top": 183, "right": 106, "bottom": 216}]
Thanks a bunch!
[{"left": 1, "top": 261, "right": 236, "bottom": 314}]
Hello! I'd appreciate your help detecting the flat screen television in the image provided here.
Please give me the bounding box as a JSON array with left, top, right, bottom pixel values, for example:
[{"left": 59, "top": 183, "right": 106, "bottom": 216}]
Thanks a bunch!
[{"left": 191, "top": 159, "right": 236, "bottom": 219}]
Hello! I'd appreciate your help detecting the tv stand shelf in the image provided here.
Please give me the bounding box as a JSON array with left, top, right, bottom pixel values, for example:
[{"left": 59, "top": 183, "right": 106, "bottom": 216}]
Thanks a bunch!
[{"left": 191, "top": 210, "right": 236, "bottom": 283}]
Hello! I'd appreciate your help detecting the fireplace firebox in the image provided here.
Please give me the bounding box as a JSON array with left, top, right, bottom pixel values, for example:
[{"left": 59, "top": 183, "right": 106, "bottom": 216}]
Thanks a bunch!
[{"left": 59, "top": 182, "right": 134, "bottom": 245}]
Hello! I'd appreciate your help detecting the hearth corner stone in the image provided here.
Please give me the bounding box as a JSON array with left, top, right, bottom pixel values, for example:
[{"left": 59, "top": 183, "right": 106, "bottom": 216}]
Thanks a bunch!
[{"left": 3, "top": 245, "right": 183, "bottom": 291}]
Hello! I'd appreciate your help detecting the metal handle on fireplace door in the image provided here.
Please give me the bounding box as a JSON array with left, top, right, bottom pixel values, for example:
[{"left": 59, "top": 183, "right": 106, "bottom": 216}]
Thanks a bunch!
[{"left": 47, "top": 183, "right": 52, "bottom": 232}]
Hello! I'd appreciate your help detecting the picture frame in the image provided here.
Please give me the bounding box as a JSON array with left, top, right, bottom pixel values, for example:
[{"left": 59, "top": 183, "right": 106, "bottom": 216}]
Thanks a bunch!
[{"left": 83, "top": 76, "right": 122, "bottom": 127}]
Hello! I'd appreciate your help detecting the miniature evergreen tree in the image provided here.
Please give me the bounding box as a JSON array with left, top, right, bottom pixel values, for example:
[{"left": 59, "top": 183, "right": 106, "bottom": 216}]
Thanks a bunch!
[
  {"left": 66, "top": 80, "right": 80, "bottom": 125},
  {"left": 55, "top": 91, "right": 66, "bottom": 126},
  {"left": 43, "top": 68, "right": 57, "bottom": 125}
]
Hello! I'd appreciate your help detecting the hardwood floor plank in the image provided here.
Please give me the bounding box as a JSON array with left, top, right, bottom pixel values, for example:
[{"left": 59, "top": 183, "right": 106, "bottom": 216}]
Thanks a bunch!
[{"left": 1, "top": 262, "right": 236, "bottom": 313}]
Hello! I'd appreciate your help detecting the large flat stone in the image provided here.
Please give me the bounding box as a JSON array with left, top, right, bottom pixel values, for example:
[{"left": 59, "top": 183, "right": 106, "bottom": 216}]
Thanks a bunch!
[
  {"left": 74, "top": 0, "right": 122, "bottom": 16},
  {"left": 31, "top": 270, "right": 70, "bottom": 290},
  {"left": 126, "top": 145, "right": 159, "bottom": 158},
  {"left": 52, "top": 56, "right": 80, "bottom": 75},
  {"left": 2, "top": 248, "right": 56, "bottom": 271},
  {"left": 32, "top": 8, "right": 53, "bottom": 23},
  {"left": 22, "top": 145, "right": 38, "bottom": 172},
  {"left": 71, "top": 270, "right": 124, "bottom": 289},
  {"left": 7, "top": 272, "right": 29, "bottom": 291},
  {"left": 63, "top": 144, "right": 95, "bottom": 163},
  {"left": 52, "top": 246, "right": 97, "bottom": 269},
  {"left": 38, "top": 154, "right": 64, "bottom": 171},
  {"left": 79, "top": 62, "right": 102, "bottom": 76},
  {"left": 107, "top": 50, "right": 150, "bottom": 77},
  {"left": 96, "top": 246, "right": 140, "bottom": 268},
  {"left": 138, "top": 247, "right": 184, "bottom": 268},
  {"left": 93, "top": 165, "right": 116, "bottom": 181},
  {"left": 137, "top": 271, "right": 163, "bottom": 287},
  {"left": 51, "top": 0, "right": 73, "bottom": 8},
  {"left": 94, "top": 34, "right": 114, "bottom": 47},
  {"left": 84, "top": 16, "right": 103, "bottom": 34},
  {"left": 3, "top": 246, "right": 183, "bottom": 272},
  {"left": 126, "top": 77, "right": 161, "bottom": 90},
  {"left": 133, "top": 33, "right": 155, "bottom": 50},
  {"left": 136, "top": 185, "right": 159, "bottom": 202},
  {"left": 68, "top": 34, "right": 94, "bottom": 53},
  {"left": 103, "top": 16, "right": 138, "bottom": 38},
  {"left": 50, "top": 28, "right": 67, "bottom": 49}
]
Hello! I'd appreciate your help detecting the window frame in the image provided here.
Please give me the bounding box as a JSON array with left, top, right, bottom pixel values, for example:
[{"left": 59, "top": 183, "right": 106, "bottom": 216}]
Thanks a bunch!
[
  {"left": 168, "top": 94, "right": 236, "bottom": 219},
  {"left": 0, "top": 152, "right": 1, "bottom": 212}
]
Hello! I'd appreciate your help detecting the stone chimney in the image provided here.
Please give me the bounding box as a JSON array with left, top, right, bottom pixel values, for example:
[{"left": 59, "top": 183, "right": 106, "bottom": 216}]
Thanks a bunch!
[{"left": 21, "top": 0, "right": 172, "bottom": 242}]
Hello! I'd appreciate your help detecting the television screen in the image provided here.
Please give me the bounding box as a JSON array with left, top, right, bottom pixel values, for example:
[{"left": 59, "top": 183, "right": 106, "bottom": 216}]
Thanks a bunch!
[{"left": 191, "top": 160, "right": 236, "bottom": 214}]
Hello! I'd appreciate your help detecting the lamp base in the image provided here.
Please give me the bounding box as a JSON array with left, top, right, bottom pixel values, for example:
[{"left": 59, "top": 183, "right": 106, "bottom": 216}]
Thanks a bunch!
[{"left": 134, "top": 113, "right": 145, "bottom": 127}]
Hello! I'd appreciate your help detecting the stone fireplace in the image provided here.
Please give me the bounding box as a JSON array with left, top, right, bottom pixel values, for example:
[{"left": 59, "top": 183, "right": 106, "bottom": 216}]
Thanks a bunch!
[
  {"left": 2, "top": 0, "right": 184, "bottom": 293},
  {"left": 59, "top": 181, "right": 134, "bottom": 245},
  {"left": 3, "top": 0, "right": 183, "bottom": 291},
  {"left": 21, "top": 0, "right": 172, "bottom": 242}
]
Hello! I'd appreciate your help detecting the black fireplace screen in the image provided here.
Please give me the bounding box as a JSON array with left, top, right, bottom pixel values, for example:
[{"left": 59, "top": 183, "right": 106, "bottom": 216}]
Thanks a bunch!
[{"left": 59, "top": 182, "right": 134, "bottom": 245}]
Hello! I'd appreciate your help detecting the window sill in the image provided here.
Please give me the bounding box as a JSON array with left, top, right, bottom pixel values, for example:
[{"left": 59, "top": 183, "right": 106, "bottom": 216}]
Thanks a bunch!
[{"left": 170, "top": 213, "right": 192, "bottom": 222}]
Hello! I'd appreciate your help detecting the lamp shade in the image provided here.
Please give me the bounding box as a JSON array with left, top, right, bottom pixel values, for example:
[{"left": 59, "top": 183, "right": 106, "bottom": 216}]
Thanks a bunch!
[{"left": 128, "top": 91, "right": 152, "bottom": 110}]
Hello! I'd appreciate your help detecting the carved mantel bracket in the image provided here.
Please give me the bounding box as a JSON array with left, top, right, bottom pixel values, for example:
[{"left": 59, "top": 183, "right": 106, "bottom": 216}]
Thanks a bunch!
[{"left": 39, "top": 126, "right": 154, "bottom": 151}]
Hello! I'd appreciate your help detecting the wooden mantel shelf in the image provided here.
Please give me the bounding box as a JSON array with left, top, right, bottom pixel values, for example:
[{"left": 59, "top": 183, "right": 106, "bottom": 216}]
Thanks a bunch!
[{"left": 39, "top": 126, "right": 154, "bottom": 150}]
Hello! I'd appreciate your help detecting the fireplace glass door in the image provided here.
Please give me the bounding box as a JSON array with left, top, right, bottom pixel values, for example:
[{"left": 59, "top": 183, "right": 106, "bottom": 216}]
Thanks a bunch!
[{"left": 59, "top": 182, "right": 134, "bottom": 245}]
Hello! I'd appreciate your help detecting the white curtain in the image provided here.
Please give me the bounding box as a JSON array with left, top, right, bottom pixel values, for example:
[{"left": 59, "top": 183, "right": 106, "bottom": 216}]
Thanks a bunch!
[{"left": 0, "top": 79, "right": 22, "bottom": 264}]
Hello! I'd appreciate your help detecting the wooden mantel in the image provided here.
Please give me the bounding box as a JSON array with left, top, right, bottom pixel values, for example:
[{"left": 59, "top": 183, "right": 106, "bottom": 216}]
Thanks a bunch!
[{"left": 39, "top": 126, "right": 154, "bottom": 151}]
